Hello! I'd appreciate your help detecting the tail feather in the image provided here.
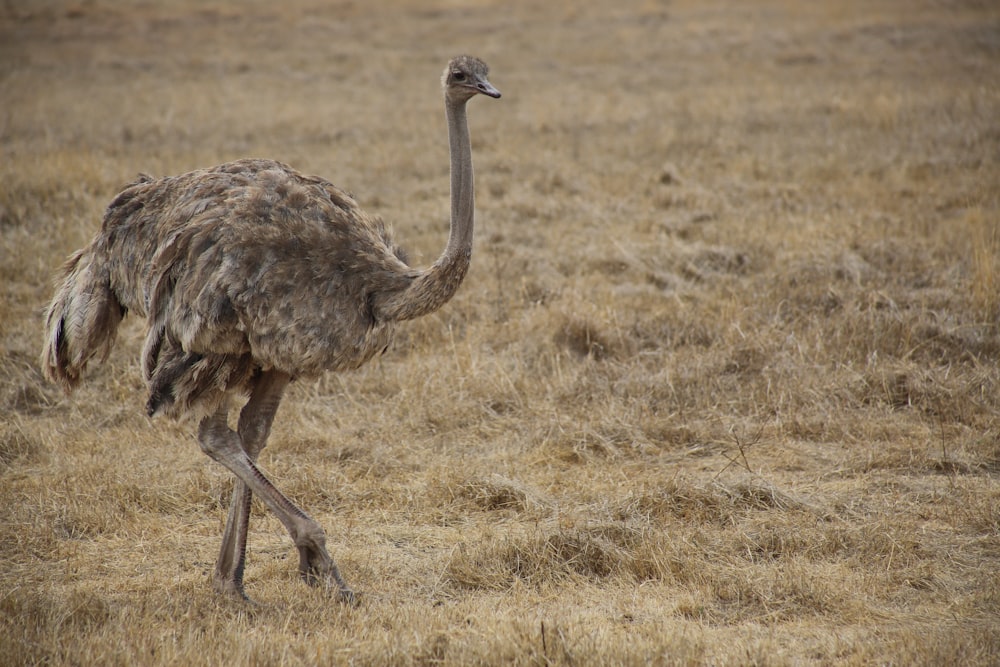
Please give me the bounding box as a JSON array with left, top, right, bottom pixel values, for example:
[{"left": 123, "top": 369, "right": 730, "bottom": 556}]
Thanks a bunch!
[{"left": 41, "top": 247, "right": 125, "bottom": 390}]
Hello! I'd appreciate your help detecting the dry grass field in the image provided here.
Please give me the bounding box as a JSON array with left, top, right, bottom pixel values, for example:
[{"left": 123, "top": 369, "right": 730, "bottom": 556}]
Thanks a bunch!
[{"left": 2, "top": 0, "right": 999, "bottom": 664}]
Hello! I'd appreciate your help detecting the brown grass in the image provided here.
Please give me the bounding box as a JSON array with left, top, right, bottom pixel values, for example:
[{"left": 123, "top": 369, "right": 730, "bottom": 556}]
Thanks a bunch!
[{"left": 2, "top": 0, "right": 999, "bottom": 664}]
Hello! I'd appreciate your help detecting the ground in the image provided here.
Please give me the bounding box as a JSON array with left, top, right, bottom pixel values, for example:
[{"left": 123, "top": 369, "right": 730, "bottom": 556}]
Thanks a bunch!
[{"left": 1, "top": 0, "right": 999, "bottom": 664}]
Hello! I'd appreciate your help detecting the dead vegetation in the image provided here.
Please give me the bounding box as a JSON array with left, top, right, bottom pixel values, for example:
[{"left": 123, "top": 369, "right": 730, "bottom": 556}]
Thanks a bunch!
[{"left": 2, "top": 0, "right": 999, "bottom": 664}]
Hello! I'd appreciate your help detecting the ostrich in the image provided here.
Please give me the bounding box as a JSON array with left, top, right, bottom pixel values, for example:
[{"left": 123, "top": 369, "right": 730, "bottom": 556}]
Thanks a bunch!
[{"left": 40, "top": 56, "right": 500, "bottom": 603}]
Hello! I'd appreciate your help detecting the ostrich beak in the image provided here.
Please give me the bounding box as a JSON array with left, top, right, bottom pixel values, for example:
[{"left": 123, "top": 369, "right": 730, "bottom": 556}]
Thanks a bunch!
[{"left": 477, "top": 81, "right": 501, "bottom": 99}]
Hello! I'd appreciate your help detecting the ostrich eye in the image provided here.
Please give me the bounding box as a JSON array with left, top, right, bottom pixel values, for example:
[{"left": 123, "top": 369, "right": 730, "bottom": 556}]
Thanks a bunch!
[{"left": 452, "top": 71, "right": 466, "bottom": 82}]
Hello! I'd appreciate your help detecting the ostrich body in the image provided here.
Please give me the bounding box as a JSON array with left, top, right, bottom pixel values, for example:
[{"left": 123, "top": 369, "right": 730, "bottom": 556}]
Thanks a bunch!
[{"left": 41, "top": 56, "right": 500, "bottom": 602}]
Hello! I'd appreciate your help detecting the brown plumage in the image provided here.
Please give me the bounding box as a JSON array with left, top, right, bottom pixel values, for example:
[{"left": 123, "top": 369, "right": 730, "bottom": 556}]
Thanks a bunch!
[{"left": 40, "top": 56, "right": 500, "bottom": 602}]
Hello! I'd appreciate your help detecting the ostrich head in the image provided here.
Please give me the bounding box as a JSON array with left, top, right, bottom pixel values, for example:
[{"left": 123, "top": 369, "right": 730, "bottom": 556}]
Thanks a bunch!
[{"left": 442, "top": 56, "right": 501, "bottom": 102}]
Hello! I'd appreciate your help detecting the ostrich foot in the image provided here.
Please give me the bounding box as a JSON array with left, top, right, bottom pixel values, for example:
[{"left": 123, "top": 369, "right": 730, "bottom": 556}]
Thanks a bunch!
[
  {"left": 213, "top": 572, "right": 254, "bottom": 603},
  {"left": 296, "top": 536, "right": 358, "bottom": 605}
]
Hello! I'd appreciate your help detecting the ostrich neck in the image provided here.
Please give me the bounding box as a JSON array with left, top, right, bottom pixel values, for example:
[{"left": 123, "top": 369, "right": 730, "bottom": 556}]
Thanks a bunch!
[
  {"left": 376, "top": 95, "right": 476, "bottom": 322},
  {"left": 445, "top": 98, "right": 475, "bottom": 271}
]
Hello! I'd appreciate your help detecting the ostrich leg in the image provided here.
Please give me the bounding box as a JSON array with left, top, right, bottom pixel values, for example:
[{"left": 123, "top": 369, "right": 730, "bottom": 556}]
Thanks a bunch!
[
  {"left": 198, "top": 402, "right": 354, "bottom": 603},
  {"left": 213, "top": 370, "right": 290, "bottom": 599}
]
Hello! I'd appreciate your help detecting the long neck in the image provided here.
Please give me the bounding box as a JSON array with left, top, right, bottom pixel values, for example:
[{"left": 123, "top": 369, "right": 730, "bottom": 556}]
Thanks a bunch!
[{"left": 376, "top": 95, "right": 476, "bottom": 322}]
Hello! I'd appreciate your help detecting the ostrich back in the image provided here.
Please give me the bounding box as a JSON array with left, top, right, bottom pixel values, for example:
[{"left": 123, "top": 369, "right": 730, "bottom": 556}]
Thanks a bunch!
[{"left": 97, "top": 158, "right": 413, "bottom": 415}]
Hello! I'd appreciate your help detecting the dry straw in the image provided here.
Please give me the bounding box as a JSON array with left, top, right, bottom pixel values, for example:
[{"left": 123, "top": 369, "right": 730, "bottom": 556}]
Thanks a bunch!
[{"left": 2, "top": 0, "right": 999, "bottom": 665}]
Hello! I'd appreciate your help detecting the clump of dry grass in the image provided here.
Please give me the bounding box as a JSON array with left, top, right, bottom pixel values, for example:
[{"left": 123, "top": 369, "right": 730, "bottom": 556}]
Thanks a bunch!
[
  {"left": 0, "top": 420, "right": 44, "bottom": 470},
  {"left": 448, "top": 473, "right": 540, "bottom": 513},
  {"left": 554, "top": 316, "right": 616, "bottom": 361},
  {"left": 969, "top": 208, "right": 1000, "bottom": 323}
]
